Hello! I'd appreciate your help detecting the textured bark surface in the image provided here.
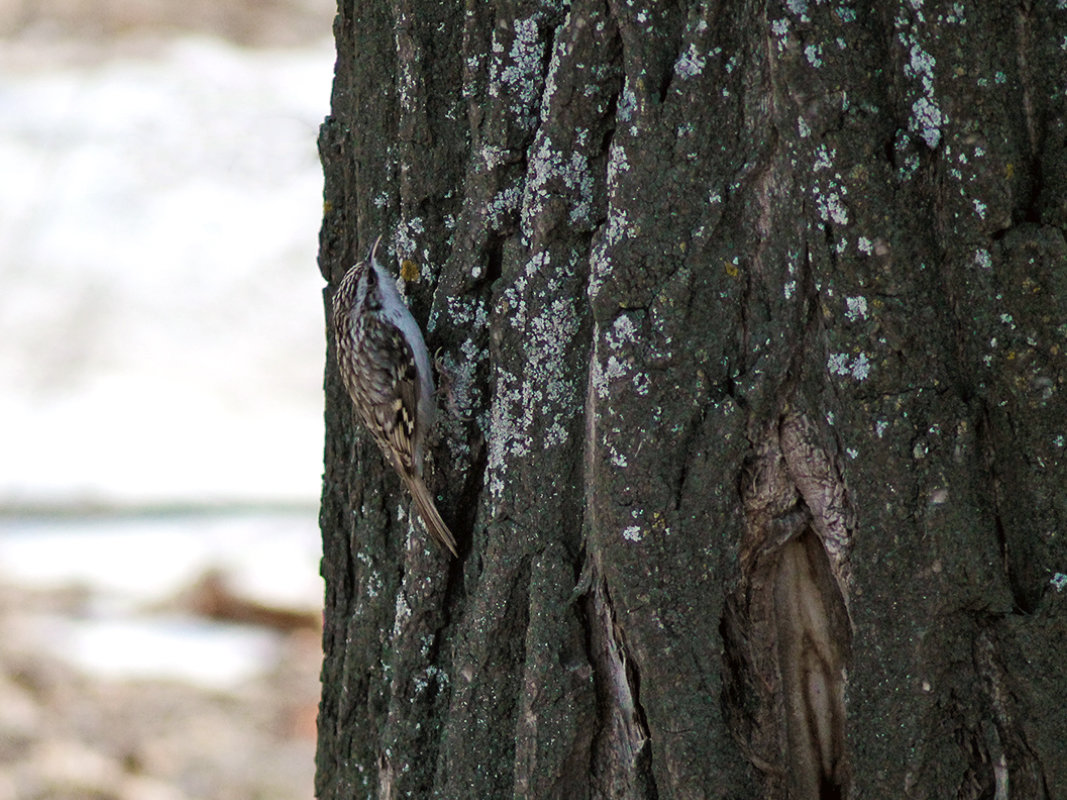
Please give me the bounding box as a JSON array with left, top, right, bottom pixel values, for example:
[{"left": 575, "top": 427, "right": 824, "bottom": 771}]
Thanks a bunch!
[{"left": 316, "top": 1, "right": 1067, "bottom": 798}]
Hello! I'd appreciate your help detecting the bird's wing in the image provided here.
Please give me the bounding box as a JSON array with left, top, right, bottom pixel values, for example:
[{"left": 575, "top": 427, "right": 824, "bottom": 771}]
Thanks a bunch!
[{"left": 368, "top": 323, "right": 421, "bottom": 475}]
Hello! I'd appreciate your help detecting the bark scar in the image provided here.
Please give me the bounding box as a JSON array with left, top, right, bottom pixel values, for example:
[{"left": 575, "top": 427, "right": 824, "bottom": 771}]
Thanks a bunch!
[{"left": 726, "top": 411, "right": 853, "bottom": 799}]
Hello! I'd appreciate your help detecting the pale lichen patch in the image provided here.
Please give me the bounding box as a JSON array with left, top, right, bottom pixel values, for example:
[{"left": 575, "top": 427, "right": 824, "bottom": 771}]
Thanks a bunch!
[
  {"left": 828, "top": 352, "right": 871, "bottom": 381},
  {"left": 487, "top": 15, "right": 546, "bottom": 131},
  {"left": 675, "top": 42, "right": 706, "bottom": 79},
  {"left": 897, "top": 17, "right": 945, "bottom": 148},
  {"left": 486, "top": 367, "right": 533, "bottom": 501},
  {"left": 523, "top": 135, "right": 595, "bottom": 235},
  {"left": 814, "top": 186, "right": 849, "bottom": 226},
  {"left": 845, "top": 296, "right": 868, "bottom": 322},
  {"left": 588, "top": 207, "right": 632, "bottom": 299}
]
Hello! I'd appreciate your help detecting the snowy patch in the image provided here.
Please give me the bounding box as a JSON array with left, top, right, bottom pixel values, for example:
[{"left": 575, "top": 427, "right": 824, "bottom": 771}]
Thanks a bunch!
[
  {"left": 0, "top": 511, "right": 321, "bottom": 686},
  {"left": 0, "top": 36, "right": 333, "bottom": 506}
]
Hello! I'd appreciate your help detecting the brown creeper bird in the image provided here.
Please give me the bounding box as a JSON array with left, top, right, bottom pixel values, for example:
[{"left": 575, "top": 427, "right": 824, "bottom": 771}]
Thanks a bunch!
[{"left": 331, "top": 237, "right": 458, "bottom": 557}]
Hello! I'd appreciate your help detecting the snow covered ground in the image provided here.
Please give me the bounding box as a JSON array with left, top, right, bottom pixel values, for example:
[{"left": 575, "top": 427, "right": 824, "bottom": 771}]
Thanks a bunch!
[
  {"left": 0, "top": 25, "right": 333, "bottom": 700},
  {"left": 0, "top": 36, "right": 332, "bottom": 507},
  {"left": 0, "top": 15, "right": 334, "bottom": 795},
  {"left": 0, "top": 510, "right": 323, "bottom": 686}
]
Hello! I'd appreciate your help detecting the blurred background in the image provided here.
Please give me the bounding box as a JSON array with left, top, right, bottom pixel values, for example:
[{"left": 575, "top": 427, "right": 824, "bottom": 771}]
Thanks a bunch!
[{"left": 0, "top": 1, "right": 335, "bottom": 797}]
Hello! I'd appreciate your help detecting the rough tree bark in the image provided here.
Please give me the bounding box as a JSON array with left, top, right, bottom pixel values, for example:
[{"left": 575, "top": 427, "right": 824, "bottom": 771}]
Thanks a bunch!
[{"left": 316, "top": 1, "right": 1067, "bottom": 798}]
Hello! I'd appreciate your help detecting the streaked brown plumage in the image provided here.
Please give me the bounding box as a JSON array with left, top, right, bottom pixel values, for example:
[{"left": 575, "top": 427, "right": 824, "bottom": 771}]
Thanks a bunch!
[{"left": 331, "top": 238, "right": 458, "bottom": 557}]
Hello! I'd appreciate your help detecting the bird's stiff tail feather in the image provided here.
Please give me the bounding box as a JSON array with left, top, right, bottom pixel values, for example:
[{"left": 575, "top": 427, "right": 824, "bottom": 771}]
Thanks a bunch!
[{"left": 406, "top": 475, "right": 459, "bottom": 557}]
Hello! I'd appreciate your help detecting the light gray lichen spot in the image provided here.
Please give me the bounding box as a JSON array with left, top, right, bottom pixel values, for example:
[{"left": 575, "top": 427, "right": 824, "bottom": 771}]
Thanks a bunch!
[
  {"left": 618, "top": 84, "right": 636, "bottom": 122},
  {"left": 482, "top": 145, "right": 509, "bottom": 170},
  {"left": 675, "top": 42, "right": 706, "bottom": 78},
  {"left": 544, "top": 420, "right": 568, "bottom": 448},
  {"left": 845, "top": 296, "right": 868, "bottom": 321},
  {"left": 814, "top": 144, "right": 835, "bottom": 171},
  {"left": 911, "top": 96, "right": 943, "bottom": 147},
  {"left": 828, "top": 352, "right": 871, "bottom": 381},
  {"left": 632, "top": 372, "right": 651, "bottom": 395},
  {"left": 607, "top": 141, "right": 630, "bottom": 192},
  {"left": 815, "top": 188, "right": 849, "bottom": 225},
  {"left": 502, "top": 17, "right": 542, "bottom": 106},
  {"left": 606, "top": 314, "right": 638, "bottom": 349},
  {"left": 588, "top": 208, "right": 631, "bottom": 299},
  {"left": 486, "top": 368, "right": 532, "bottom": 501},
  {"left": 488, "top": 182, "right": 522, "bottom": 228},
  {"left": 851, "top": 352, "right": 870, "bottom": 380},
  {"left": 524, "top": 136, "right": 595, "bottom": 233}
]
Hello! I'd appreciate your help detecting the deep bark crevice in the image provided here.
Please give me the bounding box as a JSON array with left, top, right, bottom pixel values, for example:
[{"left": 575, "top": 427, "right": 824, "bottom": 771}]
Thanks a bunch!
[
  {"left": 972, "top": 626, "right": 1051, "bottom": 799},
  {"left": 580, "top": 559, "right": 659, "bottom": 799},
  {"left": 722, "top": 412, "right": 852, "bottom": 800}
]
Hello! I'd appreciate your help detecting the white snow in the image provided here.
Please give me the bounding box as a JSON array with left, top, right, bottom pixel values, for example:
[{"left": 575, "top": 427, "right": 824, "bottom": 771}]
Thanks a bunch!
[
  {"left": 0, "top": 36, "right": 334, "bottom": 506},
  {"left": 16, "top": 611, "right": 282, "bottom": 689},
  {"left": 0, "top": 512, "right": 323, "bottom": 609},
  {"left": 0, "top": 33, "right": 334, "bottom": 687}
]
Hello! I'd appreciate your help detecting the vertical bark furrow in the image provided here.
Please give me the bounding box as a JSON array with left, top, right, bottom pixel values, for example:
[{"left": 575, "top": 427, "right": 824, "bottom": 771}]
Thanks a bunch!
[{"left": 583, "top": 562, "right": 658, "bottom": 800}]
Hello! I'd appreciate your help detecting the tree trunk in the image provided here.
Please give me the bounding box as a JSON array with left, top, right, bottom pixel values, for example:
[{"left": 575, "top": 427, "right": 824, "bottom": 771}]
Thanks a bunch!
[{"left": 316, "top": 1, "right": 1067, "bottom": 798}]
